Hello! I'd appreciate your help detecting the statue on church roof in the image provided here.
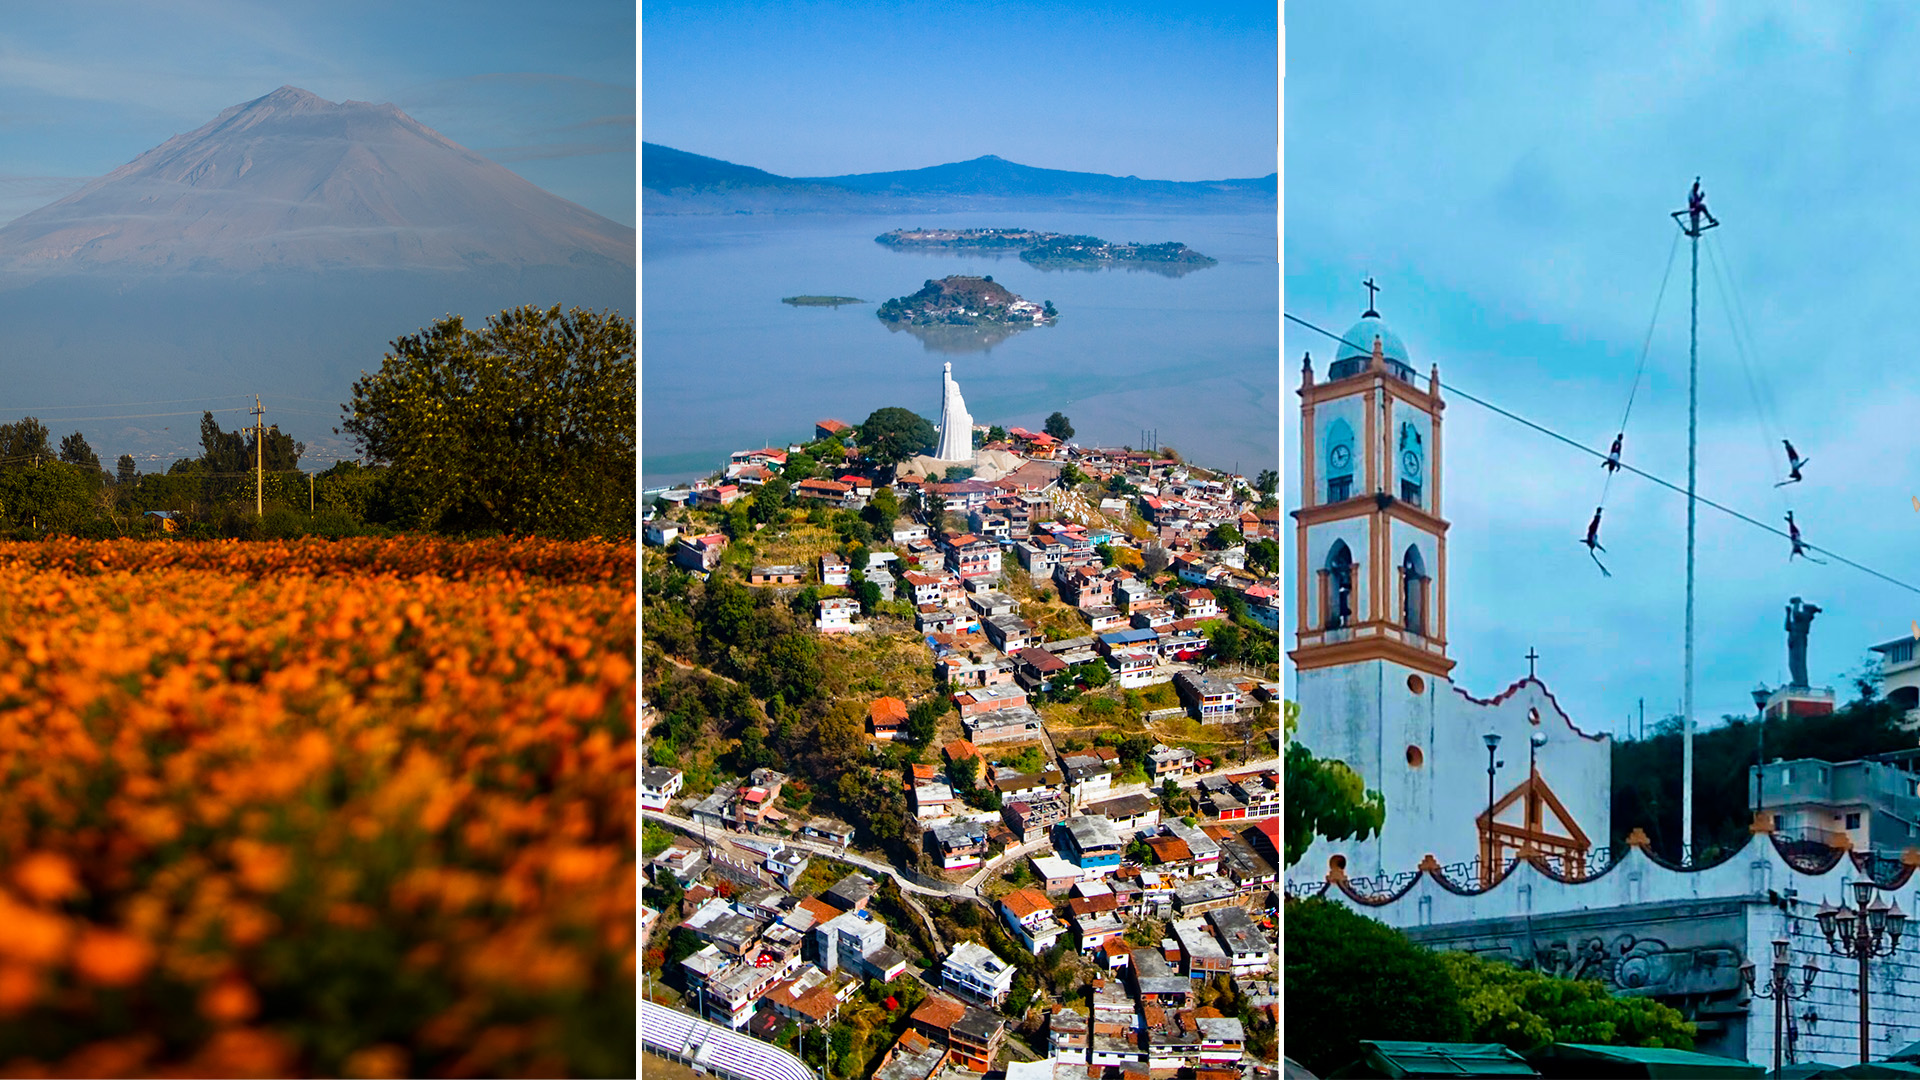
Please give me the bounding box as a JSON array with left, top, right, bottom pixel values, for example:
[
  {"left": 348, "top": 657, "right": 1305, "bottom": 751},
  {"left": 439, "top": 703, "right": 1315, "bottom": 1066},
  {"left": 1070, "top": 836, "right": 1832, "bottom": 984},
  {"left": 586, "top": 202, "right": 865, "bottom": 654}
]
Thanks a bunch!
[{"left": 1786, "top": 597, "right": 1821, "bottom": 689}]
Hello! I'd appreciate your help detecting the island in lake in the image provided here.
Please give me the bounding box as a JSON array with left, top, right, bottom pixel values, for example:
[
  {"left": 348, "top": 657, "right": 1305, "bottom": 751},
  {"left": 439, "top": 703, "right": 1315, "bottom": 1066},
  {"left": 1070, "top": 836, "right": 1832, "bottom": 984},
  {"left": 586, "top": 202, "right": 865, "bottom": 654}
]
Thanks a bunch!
[
  {"left": 782, "top": 295, "right": 867, "bottom": 307},
  {"left": 876, "top": 227, "right": 1217, "bottom": 275},
  {"left": 876, "top": 275, "right": 1056, "bottom": 328}
]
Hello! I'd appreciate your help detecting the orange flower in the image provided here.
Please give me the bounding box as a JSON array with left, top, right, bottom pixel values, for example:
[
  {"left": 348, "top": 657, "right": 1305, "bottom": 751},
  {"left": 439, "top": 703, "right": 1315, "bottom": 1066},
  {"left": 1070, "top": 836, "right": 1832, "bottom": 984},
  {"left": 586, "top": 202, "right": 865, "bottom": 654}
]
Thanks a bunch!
[
  {"left": 0, "top": 962, "right": 41, "bottom": 1016},
  {"left": 198, "top": 978, "right": 259, "bottom": 1025},
  {"left": 342, "top": 1044, "right": 410, "bottom": 1080},
  {"left": 72, "top": 928, "right": 153, "bottom": 987},
  {"left": 11, "top": 853, "right": 80, "bottom": 905}
]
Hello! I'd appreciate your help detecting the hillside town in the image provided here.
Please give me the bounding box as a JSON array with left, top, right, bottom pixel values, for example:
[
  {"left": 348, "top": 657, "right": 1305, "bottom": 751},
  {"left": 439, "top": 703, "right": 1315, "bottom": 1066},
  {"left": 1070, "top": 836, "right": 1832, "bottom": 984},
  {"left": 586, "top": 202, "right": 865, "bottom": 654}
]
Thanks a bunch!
[{"left": 640, "top": 366, "right": 1280, "bottom": 1080}]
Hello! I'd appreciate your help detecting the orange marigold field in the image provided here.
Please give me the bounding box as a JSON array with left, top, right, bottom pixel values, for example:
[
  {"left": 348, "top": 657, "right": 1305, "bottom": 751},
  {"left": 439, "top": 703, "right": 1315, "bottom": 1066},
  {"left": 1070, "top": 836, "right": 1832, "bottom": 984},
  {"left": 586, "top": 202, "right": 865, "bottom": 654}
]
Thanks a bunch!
[{"left": 0, "top": 538, "right": 636, "bottom": 1078}]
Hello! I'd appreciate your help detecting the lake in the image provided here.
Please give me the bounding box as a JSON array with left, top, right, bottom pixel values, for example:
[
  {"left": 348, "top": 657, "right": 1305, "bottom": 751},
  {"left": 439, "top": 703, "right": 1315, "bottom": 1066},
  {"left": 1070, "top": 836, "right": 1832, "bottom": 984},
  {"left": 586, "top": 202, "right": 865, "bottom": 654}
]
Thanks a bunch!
[{"left": 641, "top": 210, "right": 1277, "bottom": 488}]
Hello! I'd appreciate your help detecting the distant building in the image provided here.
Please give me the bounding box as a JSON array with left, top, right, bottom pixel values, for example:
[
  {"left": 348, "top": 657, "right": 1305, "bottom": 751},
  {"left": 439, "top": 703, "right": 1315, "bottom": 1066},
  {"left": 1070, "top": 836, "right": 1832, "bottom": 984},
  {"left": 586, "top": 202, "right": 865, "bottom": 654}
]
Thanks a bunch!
[
  {"left": 870, "top": 697, "right": 910, "bottom": 741},
  {"left": 816, "top": 597, "right": 860, "bottom": 633},
  {"left": 750, "top": 565, "right": 804, "bottom": 586},
  {"left": 640, "top": 766, "right": 683, "bottom": 811},
  {"left": 999, "top": 888, "right": 1066, "bottom": 955},
  {"left": 1753, "top": 752, "right": 1920, "bottom": 855},
  {"left": 1174, "top": 670, "right": 1240, "bottom": 722},
  {"left": 943, "top": 941, "right": 1017, "bottom": 1006},
  {"left": 1056, "top": 815, "right": 1124, "bottom": 875},
  {"left": 673, "top": 534, "right": 729, "bottom": 571}
]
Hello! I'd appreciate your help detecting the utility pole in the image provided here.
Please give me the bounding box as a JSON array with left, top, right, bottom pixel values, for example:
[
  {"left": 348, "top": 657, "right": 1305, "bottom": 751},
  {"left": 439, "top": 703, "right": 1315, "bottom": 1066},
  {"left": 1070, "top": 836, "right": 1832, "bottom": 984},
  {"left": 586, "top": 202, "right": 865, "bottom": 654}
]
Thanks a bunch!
[
  {"left": 1671, "top": 179, "right": 1717, "bottom": 863},
  {"left": 309, "top": 471, "right": 314, "bottom": 514},
  {"left": 252, "top": 395, "right": 265, "bottom": 517}
]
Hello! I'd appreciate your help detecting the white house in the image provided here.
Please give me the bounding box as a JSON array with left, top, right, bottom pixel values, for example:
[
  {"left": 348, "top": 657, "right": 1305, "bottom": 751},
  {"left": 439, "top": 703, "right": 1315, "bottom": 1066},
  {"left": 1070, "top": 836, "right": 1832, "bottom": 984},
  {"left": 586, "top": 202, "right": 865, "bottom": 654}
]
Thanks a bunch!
[
  {"left": 816, "top": 597, "right": 860, "bottom": 633},
  {"left": 640, "top": 766, "right": 683, "bottom": 812},
  {"left": 943, "top": 940, "right": 1017, "bottom": 1006}
]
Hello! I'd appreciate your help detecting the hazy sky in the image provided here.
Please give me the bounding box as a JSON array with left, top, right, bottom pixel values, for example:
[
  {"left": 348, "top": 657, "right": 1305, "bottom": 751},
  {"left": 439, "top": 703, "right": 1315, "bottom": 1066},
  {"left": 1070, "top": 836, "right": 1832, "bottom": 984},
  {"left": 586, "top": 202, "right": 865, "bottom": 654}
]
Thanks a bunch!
[
  {"left": 1285, "top": 4, "right": 1920, "bottom": 740},
  {"left": 641, "top": 0, "right": 1277, "bottom": 180},
  {"left": 0, "top": 1, "right": 636, "bottom": 226}
]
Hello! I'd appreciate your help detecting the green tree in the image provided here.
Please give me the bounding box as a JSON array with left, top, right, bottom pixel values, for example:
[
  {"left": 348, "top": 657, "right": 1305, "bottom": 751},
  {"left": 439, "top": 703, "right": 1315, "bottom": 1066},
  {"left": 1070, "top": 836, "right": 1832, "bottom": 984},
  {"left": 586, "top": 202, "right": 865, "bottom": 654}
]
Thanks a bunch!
[
  {"left": 1044, "top": 412, "right": 1074, "bottom": 441},
  {"left": 0, "top": 418, "right": 51, "bottom": 467},
  {"left": 866, "top": 486, "right": 900, "bottom": 527},
  {"left": 115, "top": 454, "right": 137, "bottom": 486},
  {"left": 949, "top": 754, "right": 980, "bottom": 792},
  {"left": 1210, "top": 524, "right": 1244, "bottom": 549},
  {"left": 906, "top": 698, "right": 946, "bottom": 747},
  {"left": 1284, "top": 700, "right": 1385, "bottom": 867},
  {"left": 1074, "top": 661, "right": 1110, "bottom": 689},
  {"left": 1057, "top": 464, "right": 1085, "bottom": 489},
  {"left": 1284, "top": 898, "right": 1467, "bottom": 1075},
  {"left": 785, "top": 452, "right": 818, "bottom": 482},
  {"left": 340, "top": 304, "right": 635, "bottom": 537},
  {"left": 1158, "top": 778, "right": 1182, "bottom": 814},
  {"left": 1208, "top": 622, "right": 1243, "bottom": 665},
  {"left": 1255, "top": 469, "right": 1278, "bottom": 495},
  {"left": 859, "top": 407, "right": 938, "bottom": 467},
  {"left": 1438, "top": 951, "right": 1696, "bottom": 1052},
  {"left": 1247, "top": 538, "right": 1278, "bottom": 575},
  {"left": 58, "top": 432, "right": 102, "bottom": 477},
  {"left": 986, "top": 426, "right": 1007, "bottom": 444},
  {"left": 750, "top": 476, "right": 791, "bottom": 524}
]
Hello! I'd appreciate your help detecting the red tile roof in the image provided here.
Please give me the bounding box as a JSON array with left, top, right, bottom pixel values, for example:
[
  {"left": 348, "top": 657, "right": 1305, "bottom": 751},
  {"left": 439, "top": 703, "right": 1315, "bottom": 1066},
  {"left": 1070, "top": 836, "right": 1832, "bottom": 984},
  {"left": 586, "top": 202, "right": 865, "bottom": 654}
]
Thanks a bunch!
[
  {"left": 1000, "top": 888, "right": 1054, "bottom": 920},
  {"left": 870, "top": 697, "right": 909, "bottom": 725},
  {"left": 911, "top": 993, "right": 967, "bottom": 1031}
]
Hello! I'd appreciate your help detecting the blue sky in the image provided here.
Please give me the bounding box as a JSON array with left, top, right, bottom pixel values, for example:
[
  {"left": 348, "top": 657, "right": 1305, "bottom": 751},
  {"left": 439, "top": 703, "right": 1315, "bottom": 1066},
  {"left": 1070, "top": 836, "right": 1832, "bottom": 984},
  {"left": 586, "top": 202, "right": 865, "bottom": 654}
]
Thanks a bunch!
[
  {"left": 0, "top": 1, "right": 636, "bottom": 226},
  {"left": 1285, "top": 4, "right": 1920, "bottom": 738},
  {"left": 641, "top": 0, "right": 1277, "bottom": 180}
]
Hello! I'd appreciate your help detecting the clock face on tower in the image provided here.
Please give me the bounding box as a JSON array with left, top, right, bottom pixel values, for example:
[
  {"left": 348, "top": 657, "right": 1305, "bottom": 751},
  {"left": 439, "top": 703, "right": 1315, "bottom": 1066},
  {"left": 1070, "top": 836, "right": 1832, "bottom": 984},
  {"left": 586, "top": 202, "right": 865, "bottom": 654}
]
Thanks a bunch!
[
  {"left": 1329, "top": 444, "right": 1352, "bottom": 470},
  {"left": 1402, "top": 449, "right": 1421, "bottom": 479}
]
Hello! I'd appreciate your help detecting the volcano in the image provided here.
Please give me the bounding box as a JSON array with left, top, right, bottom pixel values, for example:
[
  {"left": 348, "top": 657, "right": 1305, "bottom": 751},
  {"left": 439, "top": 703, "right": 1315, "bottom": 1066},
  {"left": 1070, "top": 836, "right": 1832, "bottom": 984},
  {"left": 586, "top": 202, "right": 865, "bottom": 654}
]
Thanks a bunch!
[{"left": 0, "top": 86, "right": 634, "bottom": 274}]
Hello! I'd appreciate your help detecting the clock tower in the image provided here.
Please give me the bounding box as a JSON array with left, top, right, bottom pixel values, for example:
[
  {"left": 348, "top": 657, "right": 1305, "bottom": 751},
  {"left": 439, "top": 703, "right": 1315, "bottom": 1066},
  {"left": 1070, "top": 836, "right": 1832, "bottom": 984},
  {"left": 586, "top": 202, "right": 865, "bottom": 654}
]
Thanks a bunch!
[
  {"left": 1292, "top": 302, "right": 1452, "bottom": 678},
  {"left": 1286, "top": 298, "right": 1612, "bottom": 886}
]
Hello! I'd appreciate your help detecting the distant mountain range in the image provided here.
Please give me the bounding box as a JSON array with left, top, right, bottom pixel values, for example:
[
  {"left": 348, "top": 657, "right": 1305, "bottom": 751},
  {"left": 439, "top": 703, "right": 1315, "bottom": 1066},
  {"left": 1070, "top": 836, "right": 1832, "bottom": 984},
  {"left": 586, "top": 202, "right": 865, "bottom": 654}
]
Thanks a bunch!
[
  {"left": 0, "top": 86, "right": 634, "bottom": 275},
  {"left": 0, "top": 87, "right": 632, "bottom": 469},
  {"left": 643, "top": 143, "right": 1275, "bottom": 215}
]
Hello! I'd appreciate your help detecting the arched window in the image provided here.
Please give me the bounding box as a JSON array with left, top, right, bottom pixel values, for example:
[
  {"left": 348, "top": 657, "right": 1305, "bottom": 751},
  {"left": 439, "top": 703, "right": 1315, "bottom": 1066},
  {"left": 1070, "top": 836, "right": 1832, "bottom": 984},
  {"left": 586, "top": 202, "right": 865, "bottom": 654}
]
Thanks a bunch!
[
  {"left": 1324, "top": 419, "right": 1355, "bottom": 503},
  {"left": 1321, "top": 541, "right": 1354, "bottom": 630},
  {"left": 1401, "top": 544, "right": 1429, "bottom": 636}
]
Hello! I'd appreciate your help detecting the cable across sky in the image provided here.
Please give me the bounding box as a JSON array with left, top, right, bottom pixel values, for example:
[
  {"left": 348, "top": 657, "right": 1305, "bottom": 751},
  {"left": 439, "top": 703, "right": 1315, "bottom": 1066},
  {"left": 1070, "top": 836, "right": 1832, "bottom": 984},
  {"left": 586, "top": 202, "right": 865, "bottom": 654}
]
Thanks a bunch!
[{"left": 1284, "top": 310, "right": 1920, "bottom": 598}]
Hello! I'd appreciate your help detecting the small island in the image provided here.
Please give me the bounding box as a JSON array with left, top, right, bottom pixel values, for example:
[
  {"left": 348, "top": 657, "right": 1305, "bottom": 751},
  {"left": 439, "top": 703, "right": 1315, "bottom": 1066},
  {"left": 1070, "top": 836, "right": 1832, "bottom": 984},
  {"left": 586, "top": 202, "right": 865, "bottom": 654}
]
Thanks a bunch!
[
  {"left": 875, "top": 275, "right": 1057, "bottom": 328},
  {"left": 875, "top": 227, "right": 1216, "bottom": 273},
  {"left": 782, "top": 295, "right": 867, "bottom": 307},
  {"left": 1018, "top": 234, "right": 1216, "bottom": 270}
]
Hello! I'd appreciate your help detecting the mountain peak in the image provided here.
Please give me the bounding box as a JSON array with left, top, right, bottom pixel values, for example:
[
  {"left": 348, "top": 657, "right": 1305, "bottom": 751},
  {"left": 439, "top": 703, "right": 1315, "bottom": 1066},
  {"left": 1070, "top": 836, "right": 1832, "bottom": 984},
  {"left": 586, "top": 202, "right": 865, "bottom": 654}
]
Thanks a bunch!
[{"left": 0, "top": 88, "right": 634, "bottom": 273}]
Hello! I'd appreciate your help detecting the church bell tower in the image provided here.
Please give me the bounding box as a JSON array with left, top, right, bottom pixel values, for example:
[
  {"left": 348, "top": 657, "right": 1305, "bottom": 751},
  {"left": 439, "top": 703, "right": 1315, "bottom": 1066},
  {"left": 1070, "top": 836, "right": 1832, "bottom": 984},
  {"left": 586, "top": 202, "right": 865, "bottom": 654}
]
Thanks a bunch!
[{"left": 1292, "top": 297, "right": 1453, "bottom": 678}]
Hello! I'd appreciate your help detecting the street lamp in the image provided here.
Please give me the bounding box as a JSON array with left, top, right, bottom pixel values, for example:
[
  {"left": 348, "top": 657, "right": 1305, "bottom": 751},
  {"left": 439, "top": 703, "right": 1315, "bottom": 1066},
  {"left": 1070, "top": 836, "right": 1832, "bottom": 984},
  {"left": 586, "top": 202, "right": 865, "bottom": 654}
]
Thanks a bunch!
[
  {"left": 1483, "top": 733, "right": 1504, "bottom": 885},
  {"left": 1741, "top": 937, "right": 1817, "bottom": 1074},
  {"left": 1751, "top": 684, "right": 1772, "bottom": 818},
  {"left": 1818, "top": 879, "right": 1909, "bottom": 1062}
]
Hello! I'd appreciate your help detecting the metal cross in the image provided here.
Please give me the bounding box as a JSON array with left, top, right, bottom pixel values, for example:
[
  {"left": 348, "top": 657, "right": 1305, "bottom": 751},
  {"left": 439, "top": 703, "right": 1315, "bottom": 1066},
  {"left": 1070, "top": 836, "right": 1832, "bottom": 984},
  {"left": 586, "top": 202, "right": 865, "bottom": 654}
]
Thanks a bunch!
[
  {"left": 1363, "top": 276, "right": 1380, "bottom": 316},
  {"left": 1526, "top": 647, "right": 1540, "bottom": 679}
]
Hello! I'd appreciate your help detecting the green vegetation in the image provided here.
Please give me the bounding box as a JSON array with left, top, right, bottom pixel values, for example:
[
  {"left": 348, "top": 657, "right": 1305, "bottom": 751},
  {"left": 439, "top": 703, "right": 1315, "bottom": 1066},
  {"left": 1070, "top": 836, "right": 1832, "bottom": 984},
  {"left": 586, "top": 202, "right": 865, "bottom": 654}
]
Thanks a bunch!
[
  {"left": 1285, "top": 898, "right": 1694, "bottom": 1074},
  {"left": 342, "top": 304, "right": 634, "bottom": 538},
  {"left": 873, "top": 228, "right": 1216, "bottom": 271},
  {"left": 858, "top": 408, "right": 938, "bottom": 468},
  {"left": 782, "top": 295, "right": 867, "bottom": 307},
  {"left": 1045, "top": 412, "right": 1075, "bottom": 441},
  {"left": 1019, "top": 235, "right": 1216, "bottom": 269},
  {"left": 1284, "top": 701, "right": 1384, "bottom": 868},
  {"left": 875, "top": 276, "right": 1054, "bottom": 328},
  {"left": 1612, "top": 684, "right": 1904, "bottom": 859}
]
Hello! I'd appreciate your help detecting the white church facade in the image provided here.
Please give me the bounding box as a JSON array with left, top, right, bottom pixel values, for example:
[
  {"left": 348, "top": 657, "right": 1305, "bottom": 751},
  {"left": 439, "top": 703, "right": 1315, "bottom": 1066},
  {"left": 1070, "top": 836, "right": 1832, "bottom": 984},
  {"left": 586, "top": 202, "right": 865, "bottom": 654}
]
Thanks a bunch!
[
  {"left": 1288, "top": 304, "right": 1920, "bottom": 1067},
  {"left": 1287, "top": 305, "right": 1612, "bottom": 888}
]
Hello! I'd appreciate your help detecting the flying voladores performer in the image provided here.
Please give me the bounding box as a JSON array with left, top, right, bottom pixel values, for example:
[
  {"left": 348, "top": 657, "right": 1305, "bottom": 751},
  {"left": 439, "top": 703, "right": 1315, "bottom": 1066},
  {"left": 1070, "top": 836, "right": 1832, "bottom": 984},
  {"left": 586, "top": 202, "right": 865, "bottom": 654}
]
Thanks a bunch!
[{"left": 1581, "top": 507, "right": 1611, "bottom": 577}]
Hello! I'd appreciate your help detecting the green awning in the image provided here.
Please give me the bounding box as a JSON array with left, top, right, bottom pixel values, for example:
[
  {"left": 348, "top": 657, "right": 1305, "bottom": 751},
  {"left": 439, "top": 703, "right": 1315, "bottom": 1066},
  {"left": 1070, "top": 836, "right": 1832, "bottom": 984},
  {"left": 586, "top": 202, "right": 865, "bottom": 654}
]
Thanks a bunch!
[
  {"left": 1525, "top": 1043, "right": 1765, "bottom": 1078},
  {"left": 1326, "top": 1041, "right": 1540, "bottom": 1078}
]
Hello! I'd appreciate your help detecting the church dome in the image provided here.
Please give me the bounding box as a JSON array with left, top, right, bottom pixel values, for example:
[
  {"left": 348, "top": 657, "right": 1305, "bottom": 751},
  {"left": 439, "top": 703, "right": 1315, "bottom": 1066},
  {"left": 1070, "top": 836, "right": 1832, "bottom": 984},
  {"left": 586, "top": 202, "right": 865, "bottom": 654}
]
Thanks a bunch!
[{"left": 1335, "top": 315, "right": 1409, "bottom": 365}]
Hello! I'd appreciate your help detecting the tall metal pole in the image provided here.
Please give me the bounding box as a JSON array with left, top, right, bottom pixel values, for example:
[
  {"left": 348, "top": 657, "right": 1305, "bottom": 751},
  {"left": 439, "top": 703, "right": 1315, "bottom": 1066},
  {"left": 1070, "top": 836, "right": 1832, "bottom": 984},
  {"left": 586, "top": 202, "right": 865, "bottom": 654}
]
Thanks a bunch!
[
  {"left": 1673, "top": 182, "right": 1716, "bottom": 863},
  {"left": 1683, "top": 213, "right": 1698, "bottom": 863}
]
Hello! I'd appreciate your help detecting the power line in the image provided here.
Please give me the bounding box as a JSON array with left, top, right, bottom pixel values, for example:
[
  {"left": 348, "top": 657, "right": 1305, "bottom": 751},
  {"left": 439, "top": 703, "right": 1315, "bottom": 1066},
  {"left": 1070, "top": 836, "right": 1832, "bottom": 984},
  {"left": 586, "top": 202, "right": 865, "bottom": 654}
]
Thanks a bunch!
[
  {"left": 1284, "top": 311, "right": 1920, "bottom": 597},
  {"left": 0, "top": 394, "right": 255, "bottom": 412}
]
